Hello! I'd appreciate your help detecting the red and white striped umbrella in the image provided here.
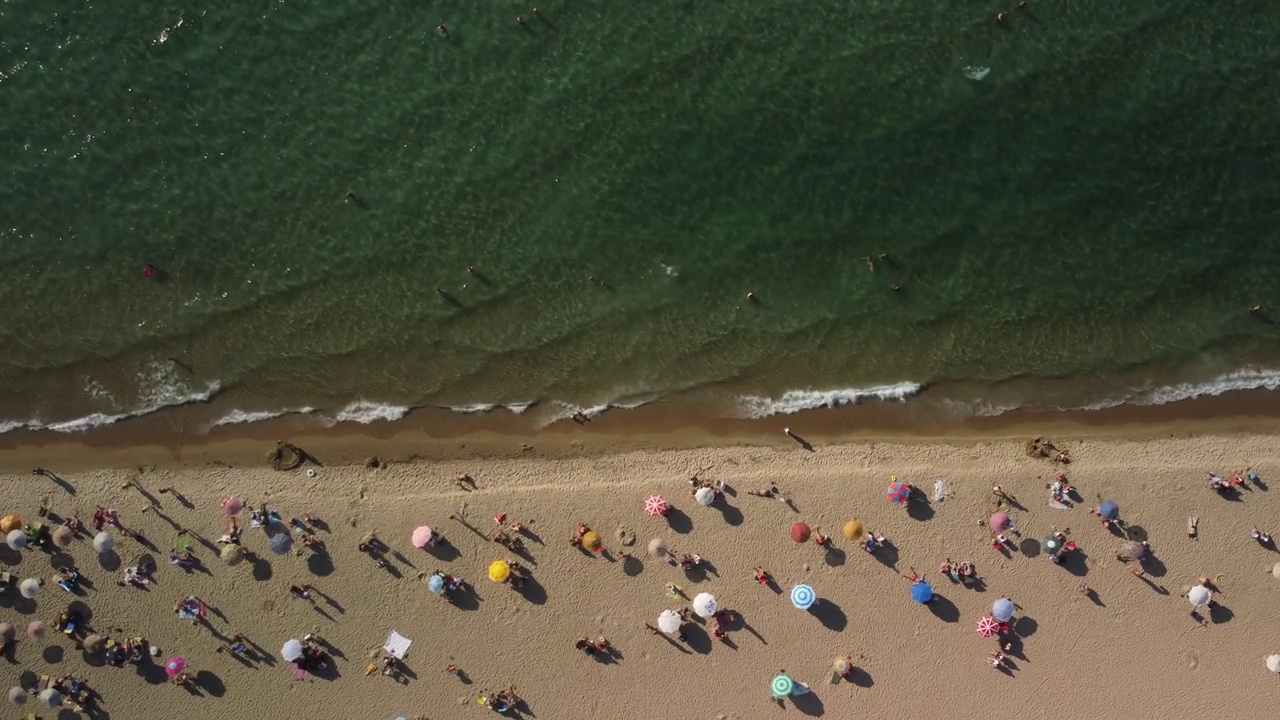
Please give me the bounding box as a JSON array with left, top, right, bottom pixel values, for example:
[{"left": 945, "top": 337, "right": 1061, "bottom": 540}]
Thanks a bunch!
[
  {"left": 976, "top": 615, "right": 1000, "bottom": 638},
  {"left": 644, "top": 495, "right": 669, "bottom": 517}
]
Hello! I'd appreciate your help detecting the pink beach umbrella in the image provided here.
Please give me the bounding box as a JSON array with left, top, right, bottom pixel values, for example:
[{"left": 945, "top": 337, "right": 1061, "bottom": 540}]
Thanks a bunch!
[
  {"left": 976, "top": 616, "right": 999, "bottom": 638},
  {"left": 644, "top": 495, "right": 669, "bottom": 517},
  {"left": 989, "top": 512, "right": 1010, "bottom": 532},
  {"left": 411, "top": 526, "right": 434, "bottom": 549},
  {"left": 165, "top": 657, "right": 185, "bottom": 678},
  {"left": 221, "top": 496, "right": 244, "bottom": 518}
]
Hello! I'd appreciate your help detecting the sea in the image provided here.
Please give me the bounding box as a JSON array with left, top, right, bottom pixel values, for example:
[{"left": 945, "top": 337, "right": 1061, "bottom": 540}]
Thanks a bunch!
[{"left": 3, "top": 0, "right": 1280, "bottom": 435}]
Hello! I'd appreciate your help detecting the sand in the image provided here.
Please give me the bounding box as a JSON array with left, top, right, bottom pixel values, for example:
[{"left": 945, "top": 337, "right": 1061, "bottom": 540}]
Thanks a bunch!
[{"left": 2, "top": 431, "right": 1280, "bottom": 719}]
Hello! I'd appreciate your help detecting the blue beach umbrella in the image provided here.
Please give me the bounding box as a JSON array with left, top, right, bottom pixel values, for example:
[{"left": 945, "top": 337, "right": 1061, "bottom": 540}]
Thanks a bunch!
[
  {"left": 791, "top": 584, "right": 816, "bottom": 611},
  {"left": 1098, "top": 500, "right": 1119, "bottom": 521},
  {"left": 910, "top": 580, "right": 933, "bottom": 604},
  {"left": 427, "top": 574, "right": 445, "bottom": 593},
  {"left": 992, "top": 598, "right": 1015, "bottom": 622},
  {"left": 269, "top": 532, "right": 293, "bottom": 556}
]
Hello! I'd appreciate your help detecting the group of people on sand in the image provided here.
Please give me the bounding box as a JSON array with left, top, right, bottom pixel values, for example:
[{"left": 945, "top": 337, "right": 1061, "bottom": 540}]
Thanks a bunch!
[{"left": 1030, "top": 436, "right": 1071, "bottom": 464}]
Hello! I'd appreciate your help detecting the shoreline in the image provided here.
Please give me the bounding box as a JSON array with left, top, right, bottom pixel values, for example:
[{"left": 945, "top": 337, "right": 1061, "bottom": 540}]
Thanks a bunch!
[{"left": 3, "top": 383, "right": 1280, "bottom": 473}]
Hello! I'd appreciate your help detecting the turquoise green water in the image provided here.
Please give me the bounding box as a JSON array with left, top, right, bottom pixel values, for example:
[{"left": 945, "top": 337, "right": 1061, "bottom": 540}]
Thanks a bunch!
[{"left": 3, "top": 0, "right": 1280, "bottom": 429}]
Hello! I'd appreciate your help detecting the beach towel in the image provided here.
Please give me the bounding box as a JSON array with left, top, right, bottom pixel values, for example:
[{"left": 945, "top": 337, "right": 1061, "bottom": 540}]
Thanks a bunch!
[{"left": 383, "top": 631, "right": 412, "bottom": 659}]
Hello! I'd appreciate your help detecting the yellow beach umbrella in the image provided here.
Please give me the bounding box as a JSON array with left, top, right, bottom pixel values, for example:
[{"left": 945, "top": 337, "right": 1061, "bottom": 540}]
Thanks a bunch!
[
  {"left": 0, "top": 515, "right": 22, "bottom": 534},
  {"left": 582, "top": 530, "right": 601, "bottom": 552},
  {"left": 488, "top": 560, "right": 510, "bottom": 583},
  {"left": 842, "top": 520, "right": 864, "bottom": 541}
]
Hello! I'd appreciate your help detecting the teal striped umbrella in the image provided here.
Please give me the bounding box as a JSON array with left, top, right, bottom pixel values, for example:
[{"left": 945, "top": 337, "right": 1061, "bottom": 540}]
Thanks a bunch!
[{"left": 771, "top": 674, "right": 794, "bottom": 699}]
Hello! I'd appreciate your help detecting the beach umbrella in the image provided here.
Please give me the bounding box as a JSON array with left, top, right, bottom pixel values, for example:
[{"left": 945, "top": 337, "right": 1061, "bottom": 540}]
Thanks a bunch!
[
  {"left": 694, "top": 487, "right": 715, "bottom": 506},
  {"left": 38, "top": 688, "right": 60, "bottom": 708},
  {"left": 791, "top": 584, "right": 816, "bottom": 611},
  {"left": 488, "top": 560, "right": 510, "bottom": 583},
  {"left": 269, "top": 532, "right": 293, "bottom": 555},
  {"left": 910, "top": 580, "right": 933, "bottom": 604},
  {"left": 1118, "top": 540, "right": 1146, "bottom": 561},
  {"left": 26, "top": 620, "right": 45, "bottom": 639},
  {"left": 220, "top": 544, "right": 246, "bottom": 566},
  {"left": 1266, "top": 654, "right": 1280, "bottom": 673},
  {"left": 18, "top": 578, "right": 41, "bottom": 599},
  {"left": 581, "top": 530, "right": 602, "bottom": 552},
  {"left": 51, "top": 525, "right": 74, "bottom": 549},
  {"left": 427, "top": 574, "right": 445, "bottom": 593},
  {"left": 281, "top": 639, "right": 304, "bottom": 662},
  {"left": 771, "top": 674, "right": 795, "bottom": 699},
  {"left": 1187, "top": 585, "right": 1211, "bottom": 608},
  {"left": 644, "top": 495, "right": 668, "bottom": 517},
  {"left": 83, "top": 634, "right": 105, "bottom": 653},
  {"left": 790, "top": 522, "right": 811, "bottom": 543},
  {"left": 411, "top": 526, "right": 434, "bottom": 548},
  {"left": 976, "top": 616, "right": 1000, "bottom": 638},
  {"left": 1041, "top": 535, "right": 1063, "bottom": 554},
  {"left": 92, "top": 531, "right": 115, "bottom": 554},
  {"left": 1098, "top": 500, "right": 1119, "bottom": 521},
  {"left": 692, "top": 592, "right": 717, "bottom": 618},
  {"left": 887, "top": 481, "right": 911, "bottom": 505},
  {"left": 0, "top": 623, "right": 12, "bottom": 641},
  {"left": 841, "top": 519, "right": 864, "bottom": 541},
  {"left": 221, "top": 496, "right": 244, "bottom": 518},
  {"left": 657, "top": 609, "right": 682, "bottom": 634},
  {"left": 989, "top": 512, "right": 1010, "bottom": 532},
  {"left": 992, "top": 598, "right": 1016, "bottom": 622},
  {"left": 8, "top": 687, "right": 26, "bottom": 706},
  {"left": 0, "top": 515, "right": 21, "bottom": 533},
  {"left": 1273, "top": 562, "right": 1280, "bottom": 580},
  {"left": 647, "top": 538, "right": 667, "bottom": 557},
  {"left": 165, "top": 657, "right": 185, "bottom": 678},
  {"left": 5, "top": 529, "right": 26, "bottom": 551},
  {"left": 831, "top": 656, "right": 851, "bottom": 682}
]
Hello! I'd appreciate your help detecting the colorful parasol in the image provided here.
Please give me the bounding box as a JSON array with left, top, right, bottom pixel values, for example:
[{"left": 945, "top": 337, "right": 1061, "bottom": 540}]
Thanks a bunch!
[
  {"left": 976, "top": 616, "right": 1000, "bottom": 638},
  {"left": 644, "top": 495, "right": 669, "bottom": 517}
]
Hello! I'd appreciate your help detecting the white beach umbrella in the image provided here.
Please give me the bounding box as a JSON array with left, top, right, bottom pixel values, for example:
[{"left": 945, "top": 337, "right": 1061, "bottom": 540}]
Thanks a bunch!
[
  {"left": 647, "top": 537, "right": 667, "bottom": 557},
  {"left": 281, "top": 638, "right": 304, "bottom": 662},
  {"left": 1272, "top": 562, "right": 1280, "bottom": 580},
  {"left": 1266, "top": 654, "right": 1280, "bottom": 673},
  {"left": 657, "top": 610, "right": 682, "bottom": 634},
  {"left": 692, "top": 592, "right": 717, "bottom": 618},
  {"left": 38, "top": 688, "right": 60, "bottom": 708},
  {"left": 1187, "top": 585, "right": 1211, "bottom": 608},
  {"left": 93, "top": 531, "right": 115, "bottom": 554},
  {"left": 7, "top": 687, "right": 26, "bottom": 706},
  {"left": 694, "top": 487, "right": 715, "bottom": 506},
  {"left": 5, "top": 529, "right": 27, "bottom": 551},
  {"left": 18, "top": 578, "right": 42, "bottom": 599}
]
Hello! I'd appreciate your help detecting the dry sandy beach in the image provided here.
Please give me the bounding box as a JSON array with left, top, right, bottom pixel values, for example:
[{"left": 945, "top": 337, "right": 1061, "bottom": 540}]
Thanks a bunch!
[{"left": 2, "top": 429, "right": 1280, "bottom": 720}]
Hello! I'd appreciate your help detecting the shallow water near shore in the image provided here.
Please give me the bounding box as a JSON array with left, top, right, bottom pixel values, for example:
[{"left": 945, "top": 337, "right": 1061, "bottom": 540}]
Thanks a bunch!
[{"left": 3, "top": 1, "right": 1280, "bottom": 433}]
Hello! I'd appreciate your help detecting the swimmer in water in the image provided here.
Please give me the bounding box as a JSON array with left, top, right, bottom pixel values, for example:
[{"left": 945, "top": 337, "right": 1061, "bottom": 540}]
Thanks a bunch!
[
  {"left": 143, "top": 264, "right": 156, "bottom": 279},
  {"left": 437, "top": 19, "right": 449, "bottom": 37}
]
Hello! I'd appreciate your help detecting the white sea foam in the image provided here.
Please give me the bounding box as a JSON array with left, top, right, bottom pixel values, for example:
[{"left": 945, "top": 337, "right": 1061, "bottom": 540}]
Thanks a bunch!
[
  {"left": 329, "top": 400, "right": 412, "bottom": 425},
  {"left": 208, "top": 407, "right": 316, "bottom": 429},
  {"left": 1078, "top": 367, "right": 1280, "bottom": 411},
  {"left": 506, "top": 402, "right": 534, "bottom": 415},
  {"left": 963, "top": 65, "right": 991, "bottom": 81},
  {"left": 736, "top": 382, "right": 922, "bottom": 418},
  {"left": 534, "top": 397, "right": 652, "bottom": 428},
  {"left": 449, "top": 403, "right": 498, "bottom": 414},
  {"left": 2, "top": 364, "right": 222, "bottom": 434}
]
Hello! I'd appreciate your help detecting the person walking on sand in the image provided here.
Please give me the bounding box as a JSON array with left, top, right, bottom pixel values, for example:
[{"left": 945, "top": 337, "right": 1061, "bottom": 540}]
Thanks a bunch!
[{"left": 754, "top": 566, "right": 771, "bottom": 585}]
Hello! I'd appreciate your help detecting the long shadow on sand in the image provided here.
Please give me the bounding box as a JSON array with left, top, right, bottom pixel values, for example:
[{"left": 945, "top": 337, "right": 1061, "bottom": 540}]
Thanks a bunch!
[
  {"left": 622, "top": 556, "right": 644, "bottom": 577},
  {"left": 715, "top": 500, "right": 744, "bottom": 527},
  {"left": 792, "top": 690, "right": 825, "bottom": 716},
  {"left": 683, "top": 624, "right": 713, "bottom": 655},
  {"left": 516, "top": 576, "right": 548, "bottom": 605},
  {"left": 808, "top": 600, "right": 847, "bottom": 631},
  {"left": 906, "top": 497, "right": 935, "bottom": 522},
  {"left": 926, "top": 594, "right": 960, "bottom": 623},
  {"left": 307, "top": 551, "right": 335, "bottom": 577},
  {"left": 451, "top": 585, "right": 482, "bottom": 612},
  {"left": 194, "top": 670, "right": 227, "bottom": 696},
  {"left": 665, "top": 508, "right": 693, "bottom": 535},
  {"left": 250, "top": 556, "right": 273, "bottom": 582},
  {"left": 847, "top": 666, "right": 874, "bottom": 688}
]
